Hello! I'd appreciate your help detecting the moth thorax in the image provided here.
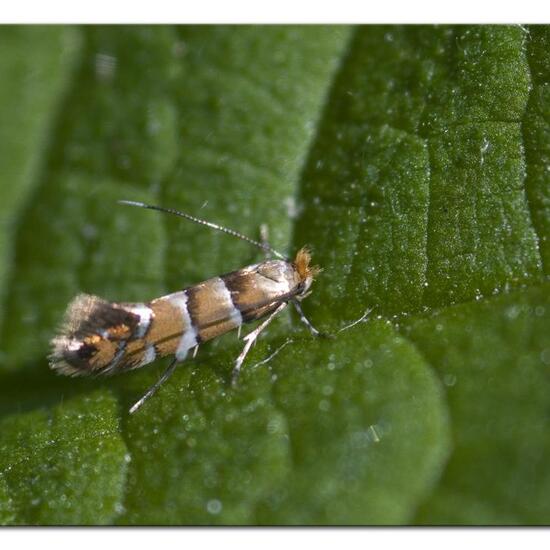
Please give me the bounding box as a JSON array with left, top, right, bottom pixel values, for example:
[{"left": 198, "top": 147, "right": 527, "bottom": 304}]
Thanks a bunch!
[{"left": 256, "top": 260, "right": 302, "bottom": 292}]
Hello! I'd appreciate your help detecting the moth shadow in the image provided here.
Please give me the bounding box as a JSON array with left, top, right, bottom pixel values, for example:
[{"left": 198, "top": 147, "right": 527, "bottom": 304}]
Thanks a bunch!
[{"left": 0, "top": 359, "right": 103, "bottom": 418}]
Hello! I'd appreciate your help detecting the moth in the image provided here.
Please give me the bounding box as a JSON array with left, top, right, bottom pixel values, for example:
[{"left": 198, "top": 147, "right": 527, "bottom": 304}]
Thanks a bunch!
[{"left": 49, "top": 200, "right": 325, "bottom": 413}]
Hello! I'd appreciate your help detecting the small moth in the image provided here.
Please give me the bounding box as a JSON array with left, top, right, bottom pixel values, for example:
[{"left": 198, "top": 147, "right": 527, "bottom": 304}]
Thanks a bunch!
[{"left": 49, "top": 200, "right": 325, "bottom": 413}]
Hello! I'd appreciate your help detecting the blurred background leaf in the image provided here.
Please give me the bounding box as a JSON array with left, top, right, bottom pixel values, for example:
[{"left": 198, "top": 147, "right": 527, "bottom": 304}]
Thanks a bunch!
[{"left": 0, "top": 25, "right": 548, "bottom": 525}]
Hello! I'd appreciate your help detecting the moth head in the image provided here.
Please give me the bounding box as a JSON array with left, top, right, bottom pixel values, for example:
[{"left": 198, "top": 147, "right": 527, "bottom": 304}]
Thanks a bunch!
[{"left": 293, "top": 246, "right": 321, "bottom": 299}]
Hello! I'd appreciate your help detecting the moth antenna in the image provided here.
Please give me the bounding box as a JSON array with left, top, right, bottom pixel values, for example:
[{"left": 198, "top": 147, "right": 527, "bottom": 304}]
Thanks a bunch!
[{"left": 118, "top": 200, "right": 286, "bottom": 260}]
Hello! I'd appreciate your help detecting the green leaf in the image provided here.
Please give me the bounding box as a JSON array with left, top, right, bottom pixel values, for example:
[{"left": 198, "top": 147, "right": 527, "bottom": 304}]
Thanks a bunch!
[
  {"left": 0, "top": 392, "right": 128, "bottom": 525},
  {"left": 0, "top": 25, "right": 548, "bottom": 525},
  {"left": 117, "top": 322, "right": 447, "bottom": 525},
  {"left": 402, "top": 284, "right": 550, "bottom": 524},
  {"left": 0, "top": 26, "right": 80, "bottom": 329}
]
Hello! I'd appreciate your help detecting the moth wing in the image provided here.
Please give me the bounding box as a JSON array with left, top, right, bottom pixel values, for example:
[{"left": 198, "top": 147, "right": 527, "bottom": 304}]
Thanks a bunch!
[{"left": 49, "top": 294, "right": 143, "bottom": 376}]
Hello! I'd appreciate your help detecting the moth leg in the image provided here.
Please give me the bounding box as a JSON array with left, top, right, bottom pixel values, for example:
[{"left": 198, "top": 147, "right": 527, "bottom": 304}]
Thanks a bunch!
[
  {"left": 232, "top": 302, "right": 287, "bottom": 385},
  {"left": 291, "top": 299, "right": 332, "bottom": 339},
  {"left": 338, "top": 308, "right": 373, "bottom": 333},
  {"left": 260, "top": 223, "right": 271, "bottom": 260},
  {"left": 129, "top": 356, "right": 179, "bottom": 414},
  {"left": 250, "top": 338, "right": 293, "bottom": 370}
]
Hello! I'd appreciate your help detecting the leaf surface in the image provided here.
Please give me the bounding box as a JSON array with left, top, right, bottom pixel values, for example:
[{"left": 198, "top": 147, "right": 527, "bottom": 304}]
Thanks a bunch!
[{"left": 0, "top": 25, "right": 548, "bottom": 525}]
